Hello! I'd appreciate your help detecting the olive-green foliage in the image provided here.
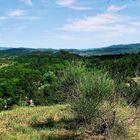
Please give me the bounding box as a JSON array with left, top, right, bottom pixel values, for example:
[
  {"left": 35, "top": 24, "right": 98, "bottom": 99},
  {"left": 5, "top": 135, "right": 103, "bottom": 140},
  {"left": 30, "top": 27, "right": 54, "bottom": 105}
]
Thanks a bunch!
[
  {"left": 0, "top": 98, "right": 6, "bottom": 110},
  {"left": 36, "top": 71, "right": 59, "bottom": 105},
  {"left": 72, "top": 71, "right": 114, "bottom": 122},
  {"left": 58, "top": 63, "right": 85, "bottom": 101},
  {"left": 113, "top": 78, "right": 140, "bottom": 107},
  {"left": 1, "top": 51, "right": 140, "bottom": 110},
  {"left": 121, "top": 84, "right": 140, "bottom": 107},
  {"left": 0, "top": 98, "right": 15, "bottom": 110},
  {"left": 87, "top": 53, "right": 140, "bottom": 81},
  {"left": 0, "top": 52, "right": 78, "bottom": 108}
]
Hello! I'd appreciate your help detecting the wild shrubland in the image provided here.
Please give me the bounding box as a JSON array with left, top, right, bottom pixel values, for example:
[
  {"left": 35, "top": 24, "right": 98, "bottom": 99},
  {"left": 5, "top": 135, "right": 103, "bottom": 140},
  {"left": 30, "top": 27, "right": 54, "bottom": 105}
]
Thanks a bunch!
[
  {"left": 72, "top": 71, "right": 114, "bottom": 120},
  {"left": 56, "top": 62, "right": 140, "bottom": 139},
  {"left": 1, "top": 52, "right": 140, "bottom": 139}
]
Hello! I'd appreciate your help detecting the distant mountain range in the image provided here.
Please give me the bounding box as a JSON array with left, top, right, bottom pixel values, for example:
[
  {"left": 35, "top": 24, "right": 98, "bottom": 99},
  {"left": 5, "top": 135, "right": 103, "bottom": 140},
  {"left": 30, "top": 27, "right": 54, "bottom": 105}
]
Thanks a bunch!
[{"left": 1, "top": 43, "right": 140, "bottom": 56}]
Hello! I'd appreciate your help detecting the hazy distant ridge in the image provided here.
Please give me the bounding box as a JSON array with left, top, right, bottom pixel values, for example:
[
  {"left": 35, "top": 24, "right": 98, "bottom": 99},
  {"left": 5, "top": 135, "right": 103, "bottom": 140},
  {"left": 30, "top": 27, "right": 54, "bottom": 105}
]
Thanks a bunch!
[{"left": 1, "top": 43, "right": 140, "bottom": 56}]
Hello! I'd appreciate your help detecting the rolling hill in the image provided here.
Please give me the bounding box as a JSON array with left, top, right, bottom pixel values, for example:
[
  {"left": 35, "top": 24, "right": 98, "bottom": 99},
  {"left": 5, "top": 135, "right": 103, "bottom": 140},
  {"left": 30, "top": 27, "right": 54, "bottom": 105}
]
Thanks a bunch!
[{"left": 0, "top": 43, "right": 140, "bottom": 56}]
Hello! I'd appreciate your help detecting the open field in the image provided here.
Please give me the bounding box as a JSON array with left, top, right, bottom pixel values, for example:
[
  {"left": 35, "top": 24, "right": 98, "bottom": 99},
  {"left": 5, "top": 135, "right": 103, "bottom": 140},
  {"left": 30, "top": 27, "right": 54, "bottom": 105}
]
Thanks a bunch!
[
  {"left": 0, "top": 104, "right": 140, "bottom": 140},
  {"left": 0, "top": 104, "right": 76, "bottom": 140}
]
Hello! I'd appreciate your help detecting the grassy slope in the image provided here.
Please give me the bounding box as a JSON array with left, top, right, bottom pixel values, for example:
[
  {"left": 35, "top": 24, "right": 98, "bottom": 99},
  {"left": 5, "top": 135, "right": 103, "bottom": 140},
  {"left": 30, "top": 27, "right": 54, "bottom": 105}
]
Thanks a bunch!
[
  {"left": 0, "top": 104, "right": 140, "bottom": 140},
  {"left": 0, "top": 104, "right": 76, "bottom": 140}
]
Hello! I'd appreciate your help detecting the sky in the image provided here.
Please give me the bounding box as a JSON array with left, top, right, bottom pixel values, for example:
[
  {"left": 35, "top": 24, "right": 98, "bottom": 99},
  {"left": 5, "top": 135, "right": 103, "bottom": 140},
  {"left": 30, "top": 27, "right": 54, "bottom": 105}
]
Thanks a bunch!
[{"left": 0, "top": 0, "right": 140, "bottom": 49}]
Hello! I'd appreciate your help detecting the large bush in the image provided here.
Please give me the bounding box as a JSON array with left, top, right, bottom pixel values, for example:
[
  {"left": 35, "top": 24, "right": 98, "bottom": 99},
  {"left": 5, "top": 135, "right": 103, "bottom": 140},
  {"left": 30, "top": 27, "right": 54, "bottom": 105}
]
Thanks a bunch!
[{"left": 72, "top": 71, "right": 114, "bottom": 122}]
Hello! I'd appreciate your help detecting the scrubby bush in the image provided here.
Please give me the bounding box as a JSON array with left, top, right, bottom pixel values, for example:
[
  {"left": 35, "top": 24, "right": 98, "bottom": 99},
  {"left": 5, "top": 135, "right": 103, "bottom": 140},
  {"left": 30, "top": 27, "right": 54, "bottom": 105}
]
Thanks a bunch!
[
  {"left": 121, "top": 83, "right": 140, "bottom": 107},
  {"left": 113, "top": 77, "right": 140, "bottom": 107},
  {"left": 0, "top": 98, "right": 6, "bottom": 110},
  {"left": 58, "top": 63, "right": 85, "bottom": 102},
  {"left": 72, "top": 71, "right": 114, "bottom": 123},
  {"left": 0, "top": 98, "right": 18, "bottom": 110},
  {"left": 58, "top": 64, "right": 114, "bottom": 122}
]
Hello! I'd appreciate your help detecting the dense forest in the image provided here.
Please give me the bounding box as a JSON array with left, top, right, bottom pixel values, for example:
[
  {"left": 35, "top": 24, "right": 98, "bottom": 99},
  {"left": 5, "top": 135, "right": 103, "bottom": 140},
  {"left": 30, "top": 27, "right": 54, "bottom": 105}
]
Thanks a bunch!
[{"left": 1, "top": 51, "right": 140, "bottom": 139}]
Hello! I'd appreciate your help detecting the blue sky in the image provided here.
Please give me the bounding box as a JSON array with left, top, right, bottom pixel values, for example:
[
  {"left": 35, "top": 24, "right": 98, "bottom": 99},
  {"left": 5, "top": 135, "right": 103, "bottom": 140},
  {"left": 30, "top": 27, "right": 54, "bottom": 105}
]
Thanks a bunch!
[{"left": 0, "top": 0, "right": 140, "bottom": 49}]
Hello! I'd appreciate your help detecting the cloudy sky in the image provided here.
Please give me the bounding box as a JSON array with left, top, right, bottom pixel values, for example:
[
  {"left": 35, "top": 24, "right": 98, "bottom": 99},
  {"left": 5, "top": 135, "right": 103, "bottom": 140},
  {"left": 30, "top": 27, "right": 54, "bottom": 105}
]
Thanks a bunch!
[{"left": 0, "top": 0, "right": 140, "bottom": 49}]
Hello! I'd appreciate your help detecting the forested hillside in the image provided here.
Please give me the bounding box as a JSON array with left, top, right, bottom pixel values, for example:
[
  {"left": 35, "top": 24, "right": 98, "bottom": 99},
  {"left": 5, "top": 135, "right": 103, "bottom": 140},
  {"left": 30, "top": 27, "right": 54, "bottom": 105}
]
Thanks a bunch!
[
  {"left": 1, "top": 52, "right": 140, "bottom": 139},
  {"left": 1, "top": 43, "right": 140, "bottom": 56}
]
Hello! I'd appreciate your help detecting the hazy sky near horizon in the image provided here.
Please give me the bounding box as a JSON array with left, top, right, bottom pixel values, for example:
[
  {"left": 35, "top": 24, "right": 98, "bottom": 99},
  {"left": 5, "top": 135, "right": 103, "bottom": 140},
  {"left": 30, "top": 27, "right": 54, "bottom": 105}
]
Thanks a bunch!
[{"left": 0, "top": 0, "right": 140, "bottom": 49}]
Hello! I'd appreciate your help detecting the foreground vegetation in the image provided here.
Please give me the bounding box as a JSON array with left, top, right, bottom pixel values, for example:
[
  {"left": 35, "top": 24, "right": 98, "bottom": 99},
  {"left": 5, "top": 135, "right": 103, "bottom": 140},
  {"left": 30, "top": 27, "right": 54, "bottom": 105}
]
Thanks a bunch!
[
  {"left": 0, "top": 104, "right": 74, "bottom": 140},
  {"left": 0, "top": 104, "right": 140, "bottom": 140},
  {"left": 1, "top": 51, "right": 140, "bottom": 139}
]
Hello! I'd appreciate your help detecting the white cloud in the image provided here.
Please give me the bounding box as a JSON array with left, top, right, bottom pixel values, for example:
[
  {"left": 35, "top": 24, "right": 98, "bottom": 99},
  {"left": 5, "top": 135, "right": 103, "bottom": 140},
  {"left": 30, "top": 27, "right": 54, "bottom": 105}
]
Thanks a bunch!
[
  {"left": 107, "top": 5, "right": 127, "bottom": 13},
  {"left": 61, "top": 14, "right": 131, "bottom": 32},
  {"left": 66, "top": 5, "right": 91, "bottom": 10},
  {"left": 57, "top": 0, "right": 75, "bottom": 6},
  {"left": 57, "top": 0, "right": 91, "bottom": 10},
  {"left": 16, "top": 16, "right": 42, "bottom": 20},
  {"left": 8, "top": 10, "right": 25, "bottom": 17},
  {"left": 61, "top": 4, "right": 140, "bottom": 35},
  {"left": 0, "top": 9, "right": 41, "bottom": 21},
  {"left": 20, "top": 0, "right": 32, "bottom": 6}
]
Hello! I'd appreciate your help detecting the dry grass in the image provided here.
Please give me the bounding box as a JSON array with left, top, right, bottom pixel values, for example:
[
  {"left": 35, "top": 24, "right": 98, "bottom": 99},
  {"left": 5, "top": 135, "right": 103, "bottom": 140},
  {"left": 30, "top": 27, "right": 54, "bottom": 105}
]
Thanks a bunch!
[
  {"left": 0, "top": 104, "right": 76, "bottom": 140},
  {"left": 0, "top": 103, "right": 140, "bottom": 140},
  {"left": 115, "top": 105, "right": 140, "bottom": 140},
  {"left": 99, "top": 103, "right": 140, "bottom": 140},
  {"left": 0, "top": 63, "right": 10, "bottom": 69}
]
